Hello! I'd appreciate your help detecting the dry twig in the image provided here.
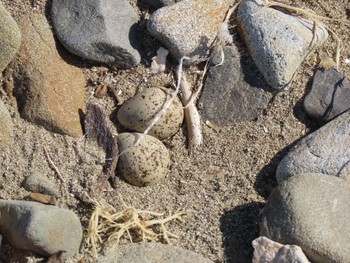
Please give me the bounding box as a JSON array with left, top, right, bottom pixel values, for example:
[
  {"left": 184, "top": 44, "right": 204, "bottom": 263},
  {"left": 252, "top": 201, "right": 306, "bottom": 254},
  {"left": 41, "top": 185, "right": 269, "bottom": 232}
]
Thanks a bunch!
[{"left": 43, "top": 146, "right": 65, "bottom": 183}]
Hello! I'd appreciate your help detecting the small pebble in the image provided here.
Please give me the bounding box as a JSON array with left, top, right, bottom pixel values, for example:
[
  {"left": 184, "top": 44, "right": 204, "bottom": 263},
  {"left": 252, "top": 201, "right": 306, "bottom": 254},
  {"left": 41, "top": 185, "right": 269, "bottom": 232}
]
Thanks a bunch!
[
  {"left": 117, "top": 133, "right": 170, "bottom": 187},
  {"left": 22, "top": 172, "right": 60, "bottom": 197},
  {"left": 118, "top": 87, "right": 184, "bottom": 140}
]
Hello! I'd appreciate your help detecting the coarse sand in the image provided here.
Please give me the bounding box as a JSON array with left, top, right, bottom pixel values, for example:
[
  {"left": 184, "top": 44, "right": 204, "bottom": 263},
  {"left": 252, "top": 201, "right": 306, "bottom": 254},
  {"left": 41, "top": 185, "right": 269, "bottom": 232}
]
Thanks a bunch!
[{"left": 0, "top": 0, "right": 349, "bottom": 262}]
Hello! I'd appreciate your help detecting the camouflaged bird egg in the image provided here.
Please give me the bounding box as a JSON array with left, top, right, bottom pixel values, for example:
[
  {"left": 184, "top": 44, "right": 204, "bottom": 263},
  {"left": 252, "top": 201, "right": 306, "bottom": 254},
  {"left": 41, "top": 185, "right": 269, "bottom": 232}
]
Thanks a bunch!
[
  {"left": 117, "top": 87, "right": 184, "bottom": 140},
  {"left": 117, "top": 133, "right": 170, "bottom": 187}
]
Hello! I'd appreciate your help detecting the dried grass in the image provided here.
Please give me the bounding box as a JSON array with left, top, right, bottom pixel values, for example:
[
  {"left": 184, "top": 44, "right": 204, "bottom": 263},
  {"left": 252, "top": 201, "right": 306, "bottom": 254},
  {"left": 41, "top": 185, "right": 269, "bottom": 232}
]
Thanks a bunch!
[{"left": 86, "top": 196, "right": 187, "bottom": 258}]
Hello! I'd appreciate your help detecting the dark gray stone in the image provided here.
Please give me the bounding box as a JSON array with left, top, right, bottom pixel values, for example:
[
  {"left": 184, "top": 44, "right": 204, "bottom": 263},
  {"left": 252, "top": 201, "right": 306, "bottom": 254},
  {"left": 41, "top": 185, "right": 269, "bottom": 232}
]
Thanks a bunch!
[
  {"left": 0, "top": 2, "right": 21, "bottom": 73},
  {"left": 51, "top": 0, "right": 141, "bottom": 68},
  {"left": 0, "top": 200, "right": 82, "bottom": 257},
  {"left": 261, "top": 173, "right": 350, "bottom": 263},
  {"left": 22, "top": 172, "right": 60, "bottom": 197},
  {"left": 142, "top": 0, "right": 175, "bottom": 8},
  {"left": 198, "top": 45, "right": 269, "bottom": 126},
  {"left": 98, "top": 243, "right": 213, "bottom": 263},
  {"left": 237, "top": 0, "right": 328, "bottom": 90},
  {"left": 276, "top": 109, "right": 350, "bottom": 183},
  {"left": 303, "top": 68, "right": 350, "bottom": 123}
]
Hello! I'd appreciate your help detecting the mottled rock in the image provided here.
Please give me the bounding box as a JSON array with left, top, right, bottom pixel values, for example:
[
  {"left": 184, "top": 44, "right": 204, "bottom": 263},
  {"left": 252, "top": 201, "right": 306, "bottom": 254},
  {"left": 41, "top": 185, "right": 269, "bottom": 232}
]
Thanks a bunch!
[
  {"left": 237, "top": 0, "right": 328, "bottom": 90},
  {"left": 276, "top": 109, "right": 350, "bottom": 183},
  {"left": 98, "top": 243, "right": 213, "bottom": 263},
  {"left": 51, "top": 0, "right": 140, "bottom": 68},
  {"left": 199, "top": 45, "right": 269, "bottom": 126},
  {"left": 10, "top": 14, "right": 86, "bottom": 138},
  {"left": 0, "top": 2, "right": 21, "bottom": 73},
  {"left": 252, "top": 236, "right": 310, "bottom": 263},
  {"left": 147, "top": 0, "right": 231, "bottom": 61},
  {"left": 261, "top": 173, "right": 350, "bottom": 263},
  {"left": 0, "top": 100, "right": 14, "bottom": 150},
  {"left": 22, "top": 172, "right": 60, "bottom": 197},
  {"left": 0, "top": 200, "right": 82, "bottom": 257},
  {"left": 304, "top": 68, "right": 350, "bottom": 123},
  {"left": 117, "top": 133, "right": 170, "bottom": 187}
]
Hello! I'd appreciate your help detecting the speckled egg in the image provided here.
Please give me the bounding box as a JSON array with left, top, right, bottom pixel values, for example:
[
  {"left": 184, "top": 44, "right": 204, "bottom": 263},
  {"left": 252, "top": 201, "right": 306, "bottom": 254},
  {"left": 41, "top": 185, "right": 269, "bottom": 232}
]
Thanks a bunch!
[
  {"left": 117, "top": 132, "right": 170, "bottom": 187},
  {"left": 117, "top": 87, "right": 184, "bottom": 140}
]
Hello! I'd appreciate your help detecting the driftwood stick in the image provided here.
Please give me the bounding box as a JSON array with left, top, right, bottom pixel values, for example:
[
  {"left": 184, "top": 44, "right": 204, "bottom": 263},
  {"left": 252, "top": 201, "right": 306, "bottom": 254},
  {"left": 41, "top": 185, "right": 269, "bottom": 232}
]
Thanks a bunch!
[{"left": 175, "top": 69, "right": 202, "bottom": 148}]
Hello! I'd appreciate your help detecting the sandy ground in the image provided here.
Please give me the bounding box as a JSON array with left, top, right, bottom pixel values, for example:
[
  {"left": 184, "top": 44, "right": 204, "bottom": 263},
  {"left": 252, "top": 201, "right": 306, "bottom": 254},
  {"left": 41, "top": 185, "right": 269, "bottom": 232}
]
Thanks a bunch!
[{"left": 0, "top": 0, "right": 349, "bottom": 262}]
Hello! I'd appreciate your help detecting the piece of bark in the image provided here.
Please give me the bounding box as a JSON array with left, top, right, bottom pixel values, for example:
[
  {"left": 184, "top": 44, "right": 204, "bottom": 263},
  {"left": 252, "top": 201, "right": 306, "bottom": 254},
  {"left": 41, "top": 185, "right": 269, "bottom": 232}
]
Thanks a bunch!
[
  {"left": 84, "top": 103, "right": 119, "bottom": 193},
  {"left": 29, "top": 192, "right": 57, "bottom": 205}
]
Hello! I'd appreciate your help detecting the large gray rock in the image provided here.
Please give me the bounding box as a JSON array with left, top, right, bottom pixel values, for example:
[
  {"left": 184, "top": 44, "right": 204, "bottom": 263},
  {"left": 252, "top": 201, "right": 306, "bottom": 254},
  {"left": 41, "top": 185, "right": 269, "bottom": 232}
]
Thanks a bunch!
[
  {"left": 237, "top": 0, "right": 328, "bottom": 90},
  {"left": 0, "top": 200, "right": 82, "bottom": 257},
  {"left": 98, "top": 243, "right": 213, "bottom": 263},
  {"left": 51, "top": 0, "right": 141, "bottom": 68},
  {"left": 303, "top": 68, "right": 350, "bottom": 123},
  {"left": 0, "top": 2, "right": 21, "bottom": 73},
  {"left": 199, "top": 45, "right": 269, "bottom": 126},
  {"left": 147, "top": 0, "right": 231, "bottom": 61},
  {"left": 0, "top": 100, "right": 14, "bottom": 151},
  {"left": 9, "top": 14, "right": 86, "bottom": 138},
  {"left": 260, "top": 173, "right": 350, "bottom": 263},
  {"left": 276, "top": 109, "right": 350, "bottom": 183}
]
